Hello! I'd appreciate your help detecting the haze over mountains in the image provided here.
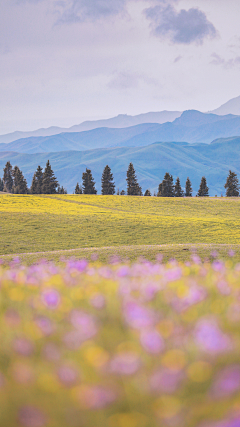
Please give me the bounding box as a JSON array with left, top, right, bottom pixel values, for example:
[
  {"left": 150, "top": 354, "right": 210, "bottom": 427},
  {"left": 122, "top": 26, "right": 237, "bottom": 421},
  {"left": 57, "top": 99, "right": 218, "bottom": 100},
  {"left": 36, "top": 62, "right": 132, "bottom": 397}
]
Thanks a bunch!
[
  {"left": 0, "top": 111, "right": 182, "bottom": 145},
  {"left": 0, "top": 137, "right": 239, "bottom": 196},
  {"left": 1, "top": 96, "right": 240, "bottom": 196},
  {"left": 1, "top": 110, "right": 240, "bottom": 154}
]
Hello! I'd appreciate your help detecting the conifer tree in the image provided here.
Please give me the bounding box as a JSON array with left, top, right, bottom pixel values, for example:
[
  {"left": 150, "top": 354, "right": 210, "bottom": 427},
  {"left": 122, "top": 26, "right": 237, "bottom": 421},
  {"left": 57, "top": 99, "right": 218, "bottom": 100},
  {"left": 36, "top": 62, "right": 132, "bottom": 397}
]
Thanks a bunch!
[
  {"left": 224, "top": 170, "right": 239, "bottom": 197},
  {"left": 0, "top": 178, "right": 3, "bottom": 191},
  {"left": 157, "top": 182, "right": 163, "bottom": 197},
  {"left": 75, "top": 183, "right": 83, "bottom": 194},
  {"left": 120, "top": 190, "right": 126, "bottom": 195},
  {"left": 82, "top": 169, "right": 97, "bottom": 194},
  {"left": 101, "top": 165, "right": 115, "bottom": 195},
  {"left": 126, "top": 163, "right": 142, "bottom": 196},
  {"left": 185, "top": 177, "right": 193, "bottom": 197},
  {"left": 31, "top": 166, "right": 43, "bottom": 194},
  {"left": 174, "top": 177, "right": 184, "bottom": 197},
  {"left": 3, "top": 161, "right": 13, "bottom": 193},
  {"left": 57, "top": 186, "right": 67, "bottom": 194},
  {"left": 144, "top": 189, "right": 151, "bottom": 196},
  {"left": 42, "top": 160, "right": 59, "bottom": 194},
  {"left": 158, "top": 173, "right": 174, "bottom": 197},
  {"left": 197, "top": 176, "right": 209, "bottom": 197},
  {"left": 12, "top": 166, "right": 28, "bottom": 194}
]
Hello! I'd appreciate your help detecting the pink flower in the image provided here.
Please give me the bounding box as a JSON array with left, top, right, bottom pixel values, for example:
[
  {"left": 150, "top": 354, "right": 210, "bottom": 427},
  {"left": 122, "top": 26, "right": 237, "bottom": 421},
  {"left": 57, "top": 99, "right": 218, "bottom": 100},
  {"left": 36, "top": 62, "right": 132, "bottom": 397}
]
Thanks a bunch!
[
  {"left": 124, "top": 301, "right": 156, "bottom": 329},
  {"left": 13, "top": 338, "right": 34, "bottom": 357},
  {"left": 211, "top": 365, "right": 240, "bottom": 398},
  {"left": 195, "top": 319, "right": 232, "bottom": 354},
  {"left": 110, "top": 352, "right": 141, "bottom": 375},
  {"left": 18, "top": 406, "right": 46, "bottom": 427},
  {"left": 57, "top": 365, "right": 78, "bottom": 387},
  {"left": 140, "top": 330, "right": 164, "bottom": 354},
  {"left": 42, "top": 289, "right": 60, "bottom": 309},
  {"left": 90, "top": 294, "right": 106, "bottom": 309},
  {"left": 150, "top": 368, "right": 184, "bottom": 394},
  {"left": 80, "top": 385, "right": 116, "bottom": 409}
]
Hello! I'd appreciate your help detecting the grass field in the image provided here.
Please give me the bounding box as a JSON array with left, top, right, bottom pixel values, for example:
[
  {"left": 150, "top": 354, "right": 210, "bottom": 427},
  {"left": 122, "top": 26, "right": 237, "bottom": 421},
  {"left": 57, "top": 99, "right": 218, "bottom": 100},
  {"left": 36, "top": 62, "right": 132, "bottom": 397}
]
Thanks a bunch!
[{"left": 1, "top": 194, "right": 240, "bottom": 263}]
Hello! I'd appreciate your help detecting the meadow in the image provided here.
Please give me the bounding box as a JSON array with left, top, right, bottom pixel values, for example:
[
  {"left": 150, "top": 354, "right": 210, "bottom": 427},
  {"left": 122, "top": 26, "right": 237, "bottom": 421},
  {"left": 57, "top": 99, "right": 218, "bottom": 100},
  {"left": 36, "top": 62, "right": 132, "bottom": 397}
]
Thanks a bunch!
[{"left": 0, "top": 194, "right": 240, "bottom": 264}]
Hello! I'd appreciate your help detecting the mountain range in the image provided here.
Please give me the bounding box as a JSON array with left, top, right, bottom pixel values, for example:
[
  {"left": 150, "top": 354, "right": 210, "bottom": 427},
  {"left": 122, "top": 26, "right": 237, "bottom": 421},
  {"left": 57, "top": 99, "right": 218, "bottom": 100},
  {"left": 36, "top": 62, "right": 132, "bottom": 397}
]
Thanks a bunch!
[
  {"left": 1, "top": 96, "right": 240, "bottom": 196},
  {"left": 1, "top": 136, "right": 240, "bottom": 196},
  {"left": 1, "top": 110, "right": 240, "bottom": 154},
  {"left": 0, "top": 111, "right": 181, "bottom": 145}
]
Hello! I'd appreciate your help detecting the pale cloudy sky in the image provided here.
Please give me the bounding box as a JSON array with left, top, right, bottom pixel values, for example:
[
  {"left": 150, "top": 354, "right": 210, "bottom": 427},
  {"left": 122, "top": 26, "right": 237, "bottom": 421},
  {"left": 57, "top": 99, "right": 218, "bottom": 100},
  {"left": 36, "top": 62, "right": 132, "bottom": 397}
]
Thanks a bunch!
[{"left": 0, "top": 0, "right": 240, "bottom": 133}]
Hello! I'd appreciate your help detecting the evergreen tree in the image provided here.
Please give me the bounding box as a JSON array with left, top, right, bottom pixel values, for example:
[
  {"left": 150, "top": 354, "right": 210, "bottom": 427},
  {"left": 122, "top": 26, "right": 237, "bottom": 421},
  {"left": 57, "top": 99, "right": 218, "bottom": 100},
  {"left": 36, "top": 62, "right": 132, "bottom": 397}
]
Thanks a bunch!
[
  {"left": 197, "top": 176, "right": 209, "bottom": 197},
  {"left": 12, "top": 166, "right": 28, "bottom": 194},
  {"left": 82, "top": 169, "right": 97, "bottom": 194},
  {"left": 126, "top": 163, "right": 142, "bottom": 196},
  {"left": 3, "top": 161, "right": 13, "bottom": 193},
  {"left": 75, "top": 183, "right": 83, "bottom": 194},
  {"left": 120, "top": 190, "right": 126, "bottom": 195},
  {"left": 157, "top": 182, "right": 163, "bottom": 197},
  {"left": 0, "top": 178, "right": 3, "bottom": 192},
  {"left": 158, "top": 173, "right": 174, "bottom": 197},
  {"left": 57, "top": 186, "right": 67, "bottom": 194},
  {"left": 185, "top": 177, "right": 193, "bottom": 197},
  {"left": 144, "top": 189, "right": 151, "bottom": 196},
  {"left": 31, "top": 166, "right": 43, "bottom": 194},
  {"left": 42, "top": 160, "right": 59, "bottom": 194},
  {"left": 174, "top": 177, "right": 184, "bottom": 197},
  {"left": 224, "top": 170, "right": 239, "bottom": 197},
  {"left": 101, "top": 165, "right": 115, "bottom": 195}
]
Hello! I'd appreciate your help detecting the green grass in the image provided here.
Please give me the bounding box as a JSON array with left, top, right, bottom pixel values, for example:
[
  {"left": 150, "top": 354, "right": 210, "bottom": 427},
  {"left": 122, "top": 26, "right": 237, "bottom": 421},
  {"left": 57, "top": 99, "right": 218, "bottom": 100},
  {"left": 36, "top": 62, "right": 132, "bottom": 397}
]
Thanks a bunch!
[{"left": 1, "top": 194, "right": 240, "bottom": 263}]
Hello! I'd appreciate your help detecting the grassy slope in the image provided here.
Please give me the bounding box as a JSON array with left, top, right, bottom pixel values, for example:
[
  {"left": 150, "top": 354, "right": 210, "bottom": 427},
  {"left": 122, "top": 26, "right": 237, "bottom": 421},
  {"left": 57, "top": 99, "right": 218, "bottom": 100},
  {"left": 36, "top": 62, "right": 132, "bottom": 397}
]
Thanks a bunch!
[{"left": 1, "top": 194, "right": 240, "bottom": 263}]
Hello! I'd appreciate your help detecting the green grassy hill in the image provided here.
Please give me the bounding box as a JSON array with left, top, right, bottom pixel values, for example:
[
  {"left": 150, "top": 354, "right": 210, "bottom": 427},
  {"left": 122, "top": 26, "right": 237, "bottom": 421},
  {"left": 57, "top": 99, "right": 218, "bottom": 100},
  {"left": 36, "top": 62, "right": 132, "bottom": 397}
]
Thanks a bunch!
[{"left": 1, "top": 194, "right": 240, "bottom": 263}]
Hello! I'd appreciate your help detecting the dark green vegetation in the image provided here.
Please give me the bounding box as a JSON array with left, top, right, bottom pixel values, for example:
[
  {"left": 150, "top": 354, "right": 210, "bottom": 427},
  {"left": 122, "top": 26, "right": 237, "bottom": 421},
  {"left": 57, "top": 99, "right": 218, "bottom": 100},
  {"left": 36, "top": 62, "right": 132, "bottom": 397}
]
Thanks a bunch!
[{"left": 1, "top": 137, "right": 240, "bottom": 195}]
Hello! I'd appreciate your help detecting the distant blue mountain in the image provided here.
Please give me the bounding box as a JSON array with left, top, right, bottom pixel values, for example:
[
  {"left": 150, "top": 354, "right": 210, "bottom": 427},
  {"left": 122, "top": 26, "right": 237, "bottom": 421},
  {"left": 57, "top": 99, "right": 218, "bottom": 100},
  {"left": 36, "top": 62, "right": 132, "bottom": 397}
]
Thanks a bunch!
[
  {"left": 0, "top": 110, "right": 240, "bottom": 154},
  {"left": 0, "top": 136, "right": 240, "bottom": 196},
  {"left": 0, "top": 111, "right": 181, "bottom": 144}
]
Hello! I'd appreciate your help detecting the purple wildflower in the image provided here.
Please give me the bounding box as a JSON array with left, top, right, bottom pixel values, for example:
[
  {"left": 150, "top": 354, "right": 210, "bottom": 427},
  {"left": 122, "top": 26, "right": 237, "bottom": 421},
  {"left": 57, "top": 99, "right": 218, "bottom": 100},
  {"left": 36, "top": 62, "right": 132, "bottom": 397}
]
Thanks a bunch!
[
  {"left": 211, "top": 365, "right": 240, "bottom": 398},
  {"left": 140, "top": 330, "right": 164, "bottom": 354},
  {"left": 42, "top": 289, "right": 60, "bottom": 309},
  {"left": 110, "top": 352, "right": 141, "bottom": 375},
  {"left": 195, "top": 319, "right": 232, "bottom": 354},
  {"left": 124, "top": 301, "right": 156, "bottom": 329}
]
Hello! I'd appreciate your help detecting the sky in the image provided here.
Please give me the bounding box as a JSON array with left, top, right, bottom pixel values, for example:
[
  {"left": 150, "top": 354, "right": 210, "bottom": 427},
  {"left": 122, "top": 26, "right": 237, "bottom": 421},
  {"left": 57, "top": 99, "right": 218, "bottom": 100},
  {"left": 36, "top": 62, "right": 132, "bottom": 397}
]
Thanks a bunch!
[{"left": 1, "top": 0, "right": 240, "bottom": 133}]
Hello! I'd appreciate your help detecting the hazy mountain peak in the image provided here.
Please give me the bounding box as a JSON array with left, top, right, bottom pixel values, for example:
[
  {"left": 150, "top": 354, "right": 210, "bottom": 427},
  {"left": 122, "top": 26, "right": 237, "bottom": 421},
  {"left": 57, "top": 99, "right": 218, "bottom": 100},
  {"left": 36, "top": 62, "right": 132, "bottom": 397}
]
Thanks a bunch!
[{"left": 211, "top": 95, "right": 240, "bottom": 116}]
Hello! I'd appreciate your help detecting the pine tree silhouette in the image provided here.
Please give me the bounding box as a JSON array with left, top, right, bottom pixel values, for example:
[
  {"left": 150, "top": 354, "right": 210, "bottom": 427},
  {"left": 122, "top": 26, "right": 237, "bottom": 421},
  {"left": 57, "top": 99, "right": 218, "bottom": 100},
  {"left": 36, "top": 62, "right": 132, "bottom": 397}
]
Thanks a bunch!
[
  {"left": 224, "top": 170, "right": 239, "bottom": 197},
  {"left": 75, "top": 183, "right": 83, "bottom": 194},
  {"left": 31, "top": 166, "right": 43, "bottom": 194},
  {"left": 42, "top": 161, "right": 59, "bottom": 194},
  {"left": 197, "top": 177, "right": 209, "bottom": 197},
  {"left": 12, "top": 166, "right": 28, "bottom": 194},
  {"left": 158, "top": 173, "right": 174, "bottom": 197},
  {"left": 126, "top": 163, "right": 142, "bottom": 196},
  {"left": 3, "top": 161, "right": 13, "bottom": 193},
  {"left": 185, "top": 177, "right": 193, "bottom": 197},
  {"left": 82, "top": 169, "right": 97, "bottom": 194},
  {"left": 101, "top": 165, "right": 115, "bottom": 195},
  {"left": 174, "top": 177, "right": 184, "bottom": 197},
  {"left": 144, "top": 189, "right": 151, "bottom": 196}
]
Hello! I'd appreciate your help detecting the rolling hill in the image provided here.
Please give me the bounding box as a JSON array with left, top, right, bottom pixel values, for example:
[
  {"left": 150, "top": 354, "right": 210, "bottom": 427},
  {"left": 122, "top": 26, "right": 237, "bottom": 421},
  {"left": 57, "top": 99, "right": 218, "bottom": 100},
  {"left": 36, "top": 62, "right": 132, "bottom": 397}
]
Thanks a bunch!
[
  {"left": 1, "top": 110, "right": 240, "bottom": 154},
  {"left": 0, "top": 136, "right": 240, "bottom": 196}
]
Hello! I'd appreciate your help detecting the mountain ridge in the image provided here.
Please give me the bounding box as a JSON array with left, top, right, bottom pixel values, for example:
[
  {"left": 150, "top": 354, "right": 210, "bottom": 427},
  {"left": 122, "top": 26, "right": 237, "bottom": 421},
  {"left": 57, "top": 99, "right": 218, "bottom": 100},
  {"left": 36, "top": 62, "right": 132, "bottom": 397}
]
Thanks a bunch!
[{"left": 0, "top": 136, "right": 240, "bottom": 196}]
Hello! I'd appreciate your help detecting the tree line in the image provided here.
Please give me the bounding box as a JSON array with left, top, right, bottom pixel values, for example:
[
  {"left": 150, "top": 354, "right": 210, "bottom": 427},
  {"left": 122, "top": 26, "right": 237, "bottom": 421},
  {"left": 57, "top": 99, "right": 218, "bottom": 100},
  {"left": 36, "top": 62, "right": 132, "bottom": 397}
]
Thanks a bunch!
[
  {"left": 0, "top": 161, "right": 67, "bottom": 194},
  {"left": 0, "top": 161, "right": 239, "bottom": 197}
]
